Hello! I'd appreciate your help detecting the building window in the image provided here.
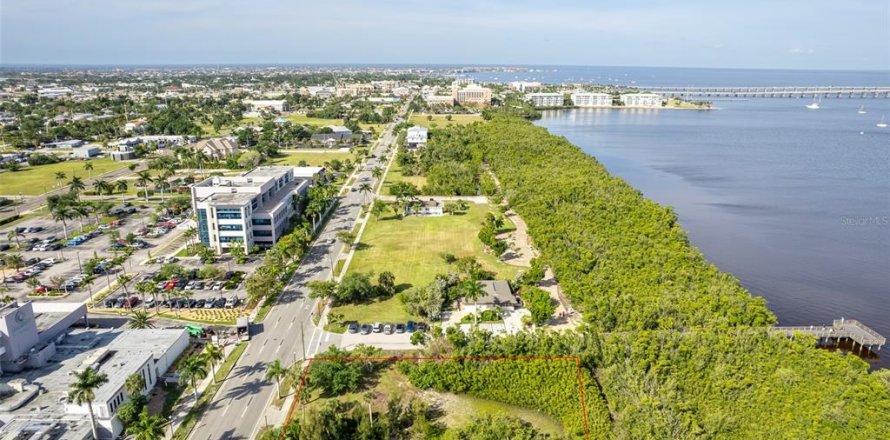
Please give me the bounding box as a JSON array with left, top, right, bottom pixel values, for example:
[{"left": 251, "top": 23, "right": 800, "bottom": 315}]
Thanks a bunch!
[
  {"left": 197, "top": 209, "right": 210, "bottom": 245},
  {"left": 219, "top": 224, "right": 243, "bottom": 231},
  {"left": 252, "top": 218, "right": 272, "bottom": 226},
  {"left": 253, "top": 230, "right": 273, "bottom": 237},
  {"left": 220, "top": 236, "right": 244, "bottom": 243},
  {"left": 217, "top": 212, "right": 242, "bottom": 220}
]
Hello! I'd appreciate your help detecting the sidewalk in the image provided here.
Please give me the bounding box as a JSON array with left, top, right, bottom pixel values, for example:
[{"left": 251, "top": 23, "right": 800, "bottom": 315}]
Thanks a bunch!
[{"left": 166, "top": 341, "right": 239, "bottom": 440}]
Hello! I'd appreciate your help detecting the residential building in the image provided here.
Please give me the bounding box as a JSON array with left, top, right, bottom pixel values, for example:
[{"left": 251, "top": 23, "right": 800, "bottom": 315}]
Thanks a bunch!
[
  {"left": 192, "top": 137, "right": 240, "bottom": 161},
  {"left": 509, "top": 81, "right": 542, "bottom": 92},
  {"left": 461, "top": 280, "right": 518, "bottom": 312},
  {"left": 620, "top": 93, "right": 663, "bottom": 108},
  {"left": 406, "top": 126, "right": 428, "bottom": 149},
  {"left": 408, "top": 198, "right": 444, "bottom": 216},
  {"left": 452, "top": 83, "right": 492, "bottom": 106},
  {"left": 44, "top": 139, "right": 85, "bottom": 148},
  {"left": 72, "top": 146, "right": 101, "bottom": 159},
  {"left": 571, "top": 92, "right": 613, "bottom": 107},
  {"left": 243, "top": 99, "right": 287, "bottom": 114},
  {"left": 424, "top": 95, "right": 454, "bottom": 106},
  {"left": 526, "top": 93, "right": 564, "bottom": 108},
  {"left": 190, "top": 166, "right": 315, "bottom": 254}
]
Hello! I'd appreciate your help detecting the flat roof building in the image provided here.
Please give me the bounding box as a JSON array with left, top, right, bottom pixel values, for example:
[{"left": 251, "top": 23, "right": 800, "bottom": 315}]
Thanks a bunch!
[
  {"left": 406, "top": 126, "right": 428, "bottom": 149},
  {"left": 571, "top": 92, "right": 612, "bottom": 108},
  {"left": 526, "top": 93, "right": 564, "bottom": 108},
  {"left": 620, "top": 93, "right": 662, "bottom": 108},
  {"left": 191, "top": 166, "right": 316, "bottom": 254},
  {"left": 452, "top": 83, "right": 492, "bottom": 107}
]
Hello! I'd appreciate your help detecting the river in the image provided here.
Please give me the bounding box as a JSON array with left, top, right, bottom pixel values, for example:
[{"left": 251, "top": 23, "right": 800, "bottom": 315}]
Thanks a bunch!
[{"left": 535, "top": 98, "right": 890, "bottom": 368}]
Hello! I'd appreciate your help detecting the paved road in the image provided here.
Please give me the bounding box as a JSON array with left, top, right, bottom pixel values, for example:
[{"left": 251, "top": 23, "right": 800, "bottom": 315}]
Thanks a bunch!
[{"left": 189, "top": 112, "right": 403, "bottom": 440}]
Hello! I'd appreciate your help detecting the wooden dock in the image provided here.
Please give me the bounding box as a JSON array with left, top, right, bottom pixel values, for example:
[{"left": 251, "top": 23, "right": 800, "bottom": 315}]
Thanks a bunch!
[{"left": 772, "top": 319, "right": 886, "bottom": 353}]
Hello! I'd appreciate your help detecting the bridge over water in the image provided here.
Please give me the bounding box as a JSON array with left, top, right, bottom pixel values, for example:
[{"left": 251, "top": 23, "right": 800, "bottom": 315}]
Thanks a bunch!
[
  {"left": 771, "top": 319, "right": 886, "bottom": 354},
  {"left": 637, "top": 86, "right": 890, "bottom": 99}
]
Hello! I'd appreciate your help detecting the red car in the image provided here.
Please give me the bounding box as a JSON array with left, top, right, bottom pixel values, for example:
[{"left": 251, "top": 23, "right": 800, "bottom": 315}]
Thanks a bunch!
[
  {"left": 164, "top": 280, "right": 177, "bottom": 290},
  {"left": 34, "top": 285, "right": 50, "bottom": 294}
]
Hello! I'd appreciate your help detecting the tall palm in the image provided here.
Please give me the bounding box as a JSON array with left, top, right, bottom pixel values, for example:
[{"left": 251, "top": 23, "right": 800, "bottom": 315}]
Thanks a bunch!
[
  {"left": 5, "top": 254, "right": 25, "bottom": 272},
  {"left": 265, "top": 359, "right": 287, "bottom": 398},
  {"left": 115, "top": 179, "right": 129, "bottom": 201},
  {"left": 117, "top": 274, "right": 132, "bottom": 295},
  {"left": 154, "top": 175, "right": 170, "bottom": 200},
  {"left": 83, "top": 161, "right": 94, "bottom": 179},
  {"left": 93, "top": 179, "right": 112, "bottom": 196},
  {"left": 135, "top": 281, "right": 160, "bottom": 313},
  {"left": 73, "top": 202, "right": 90, "bottom": 231},
  {"left": 6, "top": 230, "right": 22, "bottom": 248},
  {"left": 179, "top": 355, "right": 209, "bottom": 403},
  {"left": 51, "top": 205, "right": 73, "bottom": 240},
  {"left": 126, "top": 409, "right": 166, "bottom": 440},
  {"left": 358, "top": 182, "right": 373, "bottom": 204},
  {"left": 67, "top": 368, "right": 108, "bottom": 440},
  {"left": 463, "top": 280, "right": 486, "bottom": 325},
  {"left": 124, "top": 372, "right": 146, "bottom": 397},
  {"left": 203, "top": 343, "right": 224, "bottom": 383},
  {"left": 128, "top": 310, "right": 156, "bottom": 329},
  {"left": 183, "top": 227, "right": 197, "bottom": 251},
  {"left": 69, "top": 176, "right": 86, "bottom": 196},
  {"left": 371, "top": 166, "right": 383, "bottom": 180},
  {"left": 136, "top": 171, "right": 153, "bottom": 202},
  {"left": 54, "top": 171, "right": 67, "bottom": 188}
]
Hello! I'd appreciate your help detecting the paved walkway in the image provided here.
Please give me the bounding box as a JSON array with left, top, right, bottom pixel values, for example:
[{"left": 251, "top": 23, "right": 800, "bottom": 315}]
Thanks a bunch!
[{"left": 376, "top": 195, "right": 489, "bottom": 204}]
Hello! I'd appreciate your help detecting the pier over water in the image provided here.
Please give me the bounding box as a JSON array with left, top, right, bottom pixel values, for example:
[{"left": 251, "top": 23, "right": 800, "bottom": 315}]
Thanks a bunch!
[{"left": 772, "top": 319, "right": 886, "bottom": 354}]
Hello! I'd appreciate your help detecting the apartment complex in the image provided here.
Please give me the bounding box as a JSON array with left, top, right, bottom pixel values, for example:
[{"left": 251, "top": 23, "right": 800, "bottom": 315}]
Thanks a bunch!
[
  {"left": 571, "top": 92, "right": 613, "bottom": 107},
  {"left": 452, "top": 82, "right": 492, "bottom": 106},
  {"left": 190, "top": 166, "right": 319, "bottom": 254},
  {"left": 526, "top": 92, "right": 564, "bottom": 108},
  {"left": 620, "top": 93, "right": 663, "bottom": 108}
]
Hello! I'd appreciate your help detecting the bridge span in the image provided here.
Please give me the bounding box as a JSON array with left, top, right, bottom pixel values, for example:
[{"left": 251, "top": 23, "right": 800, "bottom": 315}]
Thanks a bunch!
[{"left": 637, "top": 86, "right": 890, "bottom": 99}]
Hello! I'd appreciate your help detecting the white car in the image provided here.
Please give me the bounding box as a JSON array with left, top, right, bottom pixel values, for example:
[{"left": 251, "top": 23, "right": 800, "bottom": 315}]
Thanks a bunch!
[{"left": 40, "top": 258, "right": 56, "bottom": 265}]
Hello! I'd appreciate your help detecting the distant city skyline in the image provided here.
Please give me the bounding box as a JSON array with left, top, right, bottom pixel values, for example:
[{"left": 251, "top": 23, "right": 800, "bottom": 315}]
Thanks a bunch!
[{"left": 1, "top": 0, "right": 888, "bottom": 71}]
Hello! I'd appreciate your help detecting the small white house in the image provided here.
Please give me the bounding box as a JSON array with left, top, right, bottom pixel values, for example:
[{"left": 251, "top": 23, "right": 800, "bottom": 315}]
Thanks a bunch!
[
  {"left": 408, "top": 198, "right": 444, "bottom": 216},
  {"left": 406, "top": 126, "right": 428, "bottom": 149}
]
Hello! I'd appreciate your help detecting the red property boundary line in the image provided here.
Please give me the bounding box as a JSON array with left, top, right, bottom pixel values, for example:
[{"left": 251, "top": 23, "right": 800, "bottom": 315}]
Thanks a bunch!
[{"left": 280, "top": 355, "right": 591, "bottom": 440}]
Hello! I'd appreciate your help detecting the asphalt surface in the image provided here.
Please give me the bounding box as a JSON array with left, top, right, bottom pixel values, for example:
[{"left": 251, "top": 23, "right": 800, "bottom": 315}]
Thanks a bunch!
[{"left": 189, "top": 118, "right": 401, "bottom": 440}]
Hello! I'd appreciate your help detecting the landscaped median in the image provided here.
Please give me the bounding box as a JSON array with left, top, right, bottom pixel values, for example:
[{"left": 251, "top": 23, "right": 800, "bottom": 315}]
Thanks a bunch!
[{"left": 171, "top": 341, "right": 248, "bottom": 440}]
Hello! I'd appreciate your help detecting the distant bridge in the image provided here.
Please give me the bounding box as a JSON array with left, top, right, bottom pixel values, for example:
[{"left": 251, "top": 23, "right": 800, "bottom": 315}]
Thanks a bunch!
[
  {"left": 636, "top": 86, "right": 890, "bottom": 99},
  {"left": 772, "top": 319, "right": 886, "bottom": 354}
]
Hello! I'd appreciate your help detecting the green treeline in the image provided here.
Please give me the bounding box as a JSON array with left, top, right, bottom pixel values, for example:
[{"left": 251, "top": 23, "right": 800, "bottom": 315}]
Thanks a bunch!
[{"left": 433, "top": 118, "right": 774, "bottom": 331}]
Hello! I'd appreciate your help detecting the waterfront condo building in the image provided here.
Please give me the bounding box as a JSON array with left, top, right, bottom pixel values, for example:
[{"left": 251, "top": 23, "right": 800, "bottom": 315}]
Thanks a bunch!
[
  {"left": 190, "top": 166, "right": 320, "bottom": 254},
  {"left": 451, "top": 82, "right": 492, "bottom": 106},
  {"left": 619, "top": 93, "right": 663, "bottom": 108},
  {"left": 571, "top": 91, "right": 613, "bottom": 107},
  {"left": 526, "top": 92, "right": 564, "bottom": 108}
]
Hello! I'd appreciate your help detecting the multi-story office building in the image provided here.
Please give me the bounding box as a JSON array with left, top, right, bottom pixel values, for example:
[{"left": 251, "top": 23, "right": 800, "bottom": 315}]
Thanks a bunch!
[
  {"left": 526, "top": 92, "right": 564, "bottom": 108},
  {"left": 571, "top": 92, "right": 613, "bottom": 107},
  {"left": 190, "top": 166, "right": 320, "bottom": 254},
  {"left": 452, "top": 82, "right": 492, "bottom": 106},
  {"left": 619, "top": 93, "right": 663, "bottom": 108}
]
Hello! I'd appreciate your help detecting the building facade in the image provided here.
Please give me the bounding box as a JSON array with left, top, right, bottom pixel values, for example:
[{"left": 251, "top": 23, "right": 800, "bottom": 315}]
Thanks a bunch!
[
  {"left": 620, "top": 93, "right": 663, "bottom": 108},
  {"left": 406, "top": 126, "right": 428, "bottom": 149},
  {"left": 191, "top": 166, "right": 317, "bottom": 254},
  {"left": 526, "top": 93, "right": 564, "bottom": 108},
  {"left": 571, "top": 92, "right": 613, "bottom": 107},
  {"left": 452, "top": 83, "right": 492, "bottom": 106}
]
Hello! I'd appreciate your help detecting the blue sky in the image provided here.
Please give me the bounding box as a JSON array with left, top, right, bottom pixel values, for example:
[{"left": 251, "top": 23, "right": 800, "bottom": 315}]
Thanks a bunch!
[{"left": 1, "top": 0, "right": 888, "bottom": 70}]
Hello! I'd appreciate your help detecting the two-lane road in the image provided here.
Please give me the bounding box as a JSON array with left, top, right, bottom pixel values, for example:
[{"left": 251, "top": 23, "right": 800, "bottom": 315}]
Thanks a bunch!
[{"left": 189, "top": 117, "right": 401, "bottom": 440}]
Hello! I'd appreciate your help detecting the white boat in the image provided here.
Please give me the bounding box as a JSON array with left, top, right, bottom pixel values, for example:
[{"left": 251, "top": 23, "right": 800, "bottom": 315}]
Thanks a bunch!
[
  {"left": 857, "top": 106, "right": 867, "bottom": 114},
  {"left": 877, "top": 115, "right": 888, "bottom": 128},
  {"left": 806, "top": 97, "right": 820, "bottom": 110}
]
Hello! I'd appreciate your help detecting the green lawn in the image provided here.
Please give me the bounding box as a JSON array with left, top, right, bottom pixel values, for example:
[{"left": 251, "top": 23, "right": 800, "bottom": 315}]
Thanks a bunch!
[
  {"left": 271, "top": 149, "right": 354, "bottom": 167},
  {"left": 0, "top": 158, "right": 130, "bottom": 195},
  {"left": 409, "top": 114, "right": 484, "bottom": 128},
  {"left": 382, "top": 161, "right": 427, "bottom": 193},
  {"left": 333, "top": 204, "right": 519, "bottom": 323}
]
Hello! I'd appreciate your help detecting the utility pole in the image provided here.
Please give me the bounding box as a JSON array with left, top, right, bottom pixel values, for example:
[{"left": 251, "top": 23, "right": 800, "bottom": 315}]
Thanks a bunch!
[{"left": 300, "top": 325, "right": 306, "bottom": 360}]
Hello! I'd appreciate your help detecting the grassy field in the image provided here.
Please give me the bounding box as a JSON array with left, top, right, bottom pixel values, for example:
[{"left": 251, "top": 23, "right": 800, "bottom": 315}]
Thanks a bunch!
[
  {"left": 301, "top": 365, "right": 563, "bottom": 437},
  {"left": 382, "top": 161, "right": 427, "bottom": 193},
  {"left": 409, "top": 113, "right": 484, "bottom": 128},
  {"left": 0, "top": 158, "right": 129, "bottom": 195},
  {"left": 271, "top": 149, "right": 354, "bottom": 167}
]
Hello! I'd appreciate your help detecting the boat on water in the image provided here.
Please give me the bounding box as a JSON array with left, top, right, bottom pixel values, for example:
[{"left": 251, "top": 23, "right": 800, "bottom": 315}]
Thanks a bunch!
[
  {"left": 806, "top": 97, "right": 820, "bottom": 110},
  {"left": 877, "top": 115, "right": 888, "bottom": 128},
  {"left": 858, "top": 105, "right": 867, "bottom": 114}
]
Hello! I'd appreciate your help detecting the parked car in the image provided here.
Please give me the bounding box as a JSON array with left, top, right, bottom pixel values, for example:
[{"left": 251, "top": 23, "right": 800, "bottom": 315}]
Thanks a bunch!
[
  {"left": 212, "top": 281, "right": 223, "bottom": 291},
  {"left": 144, "top": 298, "right": 156, "bottom": 308},
  {"left": 156, "top": 281, "right": 167, "bottom": 290},
  {"left": 114, "top": 297, "right": 126, "bottom": 308},
  {"left": 204, "top": 298, "right": 216, "bottom": 309},
  {"left": 14, "top": 227, "right": 26, "bottom": 233},
  {"left": 360, "top": 324, "right": 372, "bottom": 335},
  {"left": 104, "top": 299, "right": 116, "bottom": 308},
  {"left": 372, "top": 322, "right": 383, "bottom": 333},
  {"left": 347, "top": 322, "right": 359, "bottom": 334},
  {"left": 40, "top": 258, "right": 56, "bottom": 265},
  {"left": 383, "top": 323, "right": 394, "bottom": 335},
  {"left": 225, "top": 297, "right": 238, "bottom": 308},
  {"left": 213, "top": 298, "right": 226, "bottom": 308},
  {"left": 195, "top": 299, "right": 206, "bottom": 308},
  {"left": 395, "top": 323, "right": 406, "bottom": 334},
  {"left": 416, "top": 323, "right": 428, "bottom": 332}
]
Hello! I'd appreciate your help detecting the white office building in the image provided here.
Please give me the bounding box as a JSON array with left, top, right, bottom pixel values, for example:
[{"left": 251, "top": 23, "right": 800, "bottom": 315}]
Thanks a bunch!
[
  {"left": 526, "top": 93, "right": 564, "bottom": 108},
  {"left": 571, "top": 92, "right": 613, "bottom": 107},
  {"left": 620, "top": 93, "right": 663, "bottom": 108},
  {"left": 191, "top": 166, "right": 319, "bottom": 254},
  {"left": 406, "top": 126, "right": 428, "bottom": 149}
]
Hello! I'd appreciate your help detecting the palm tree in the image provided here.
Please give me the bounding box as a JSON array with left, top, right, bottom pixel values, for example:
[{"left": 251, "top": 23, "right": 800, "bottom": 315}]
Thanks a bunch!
[
  {"left": 69, "top": 176, "right": 86, "bottom": 196},
  {"left": 128, "top": 310, "right": 155, "bottom": 329},
  {"left": 265, "top": 359, "right": 287, "bottom": 398},
  {"left": 358, "top": 182, "right": 373, "bottom": 204},
  {"left": 67, "top": 368, "right": 108, "bottom": 440},
  {"left": 126, "top": 409, "right": 166, "bottom": 440},
  {"left": 83, "top": 161, "right": 94, "bottom": 179},
  {"left": 26, "top": 277, "right": 41, "bottom": 292},
  {"left": 371, "top": 166, "right": 383, "bottom": 180},
  {"left": 179, "top": 355, "right": 208, "bottom": 403},
  {"left": 183, "top": 227, "right": 197, "bottom": 251},
  {"left": 135, "top": 281, "right": 160, "bottom": 313},
  {"left": 5, "top": 254, "right": 25, "bottom": 272},
  {"left": 6, "top": 230, "right": 22, "bottom": 248},
  {"left": 463, "top": 280, "right": 485, "bottom": 325},
  {"left": 136, "top": 171, "right": 153, "bottom": 202},
  {"left": 124, "top": 372, "right": 146, "bottom": 397},
  {"left": 73, "top": 201, "right": 90, "bottom": 231},
  {"left": 54, "top": 171, "right": 67, "bottom": 188},
  {"left": 154, "top": 173, "right": 171, "bottom": 200},
  {"left": 93, "top": 179, "right": 112, "bottom": 196},
  {"left": 203, "top": 343, "right": 224, "bottom": 383},
  {"left": 51, "top": 205, "right": 73, "bottom": 240},
  {"left": 117, "top": 274, "right": 132, "bottom": 295},
  {"left": 115, "top": 179, "right": 128, "bottom": 201}
]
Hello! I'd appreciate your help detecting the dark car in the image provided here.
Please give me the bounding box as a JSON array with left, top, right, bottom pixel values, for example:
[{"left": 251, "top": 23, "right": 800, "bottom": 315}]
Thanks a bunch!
[
  {"left": 15, "top": 227, "right": 26, "bottom": 233},
  {"left": 175, "top": 279, "right": 187, "bottom": 289},
  {"left": 360, "top": 324, "right": 372, "bottom": 335},
  {"left": 395, "top": 323, "right": 406, "bottom": 334},
  {"left": 406, "top": 321, "right": 416, "bottom": 333},
  {"left": 195, "top": 299, "right": 206, "bottom": 308},
  {"left": 187, "top": 299, "right": 198, "bottom": 308},
  {"left": 114, "top": 297, "right": 126, "bottom": 308},
  {"left": 25, "top": 257, "right": 40, "bottom": 266},
  {"left": 347, "top": 322, "right": 359, "bottom": 334},
  {"left": 104, "top": 299, "right": 116, "bottom": 308},
  {"left": 416, "top": 323, "right": 428, "bottom": 332},
  {"left": 223, "top": 271, "right": 235, "bottom": 280},
  {"left": 0, "top": 244, "right": 9, "bottom": 251},
  {"left": 213, "top": 298, "right": 226, "bottom": 308}
]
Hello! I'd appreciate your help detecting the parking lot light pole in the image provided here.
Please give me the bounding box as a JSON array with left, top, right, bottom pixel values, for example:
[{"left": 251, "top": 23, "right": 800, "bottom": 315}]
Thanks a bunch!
[{"left": 76, "top": 252, "right": 82, "bottom": 273}]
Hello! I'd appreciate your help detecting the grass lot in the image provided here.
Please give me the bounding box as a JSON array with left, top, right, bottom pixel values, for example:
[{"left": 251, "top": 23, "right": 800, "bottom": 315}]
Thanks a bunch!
[
  {"left": 302, "top": 365, "right": 563, "bottom": 437},
  {"left": 382, "top": 161, "right": 427, "bottom": 194},
  {"left": 333, "top": 204, "right": 519, "bottom": 324},
  {"left": 271, "top": 149, "right": 354, "bottom": 167},
  {"left": 409, "top": 113, "right": 484, "bottom": 128},
  {"left": 0, "top": 158, "right": 129, "bottom": 195}
]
